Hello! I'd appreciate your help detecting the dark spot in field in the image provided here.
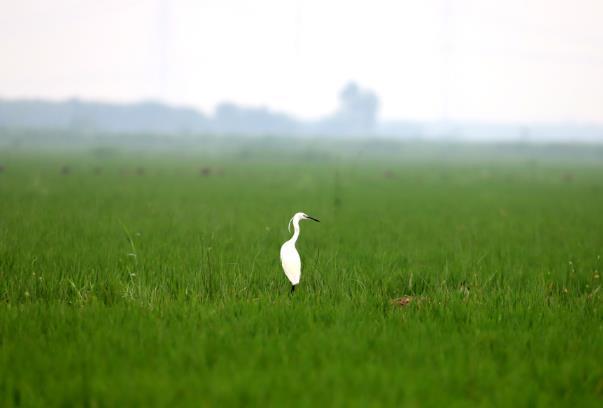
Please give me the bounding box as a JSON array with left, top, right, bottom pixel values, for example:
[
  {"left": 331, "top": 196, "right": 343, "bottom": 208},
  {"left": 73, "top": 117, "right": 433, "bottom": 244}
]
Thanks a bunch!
[
  {"left": 12, "top": 388, "right": 20, "bottom": 406},
  {"left": 391, "top": 296, "right": 413, "bottom": 307},
  {"left": 60, "top": 165, "right": 71, "bottom": 175},
  {"left": 0, "top": 164, "right": 5, "bottom": 173},
  {"left": 562, "top": 172, "right": 574, "bottom": 183},
  {"left": 200, "top": 167, "right": 212, "bottom": 176},
  {"left": 93, "top": 167, "right": 103, "bottom": 175},
  {"left": 136, "top": 167, "right": 145, "bottom": 176},
  {"left": 383, "top": 170, "right": 395, "bottom": 179}
]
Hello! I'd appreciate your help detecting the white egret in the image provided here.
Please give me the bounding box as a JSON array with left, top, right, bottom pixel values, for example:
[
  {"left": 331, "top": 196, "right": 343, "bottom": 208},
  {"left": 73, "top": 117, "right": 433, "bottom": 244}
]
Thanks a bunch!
[{"left": 280, "top": 212, "right": 320, "bottom": 293}]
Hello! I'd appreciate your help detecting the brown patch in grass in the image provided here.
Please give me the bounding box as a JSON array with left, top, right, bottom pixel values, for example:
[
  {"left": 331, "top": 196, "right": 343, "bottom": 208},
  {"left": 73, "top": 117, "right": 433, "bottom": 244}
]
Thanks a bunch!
[
  {"left": 562, "top": 172, "right": 574, "bottom": 183},
  {"left": 391, "top": 296, "right": 413, "bottom": 307}
]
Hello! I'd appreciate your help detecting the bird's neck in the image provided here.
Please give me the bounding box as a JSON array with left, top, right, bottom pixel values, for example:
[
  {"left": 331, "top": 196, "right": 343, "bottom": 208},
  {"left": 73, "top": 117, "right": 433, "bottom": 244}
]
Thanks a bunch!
[{"left": 289, "top": 219, "right": 300, "bottom": 245}]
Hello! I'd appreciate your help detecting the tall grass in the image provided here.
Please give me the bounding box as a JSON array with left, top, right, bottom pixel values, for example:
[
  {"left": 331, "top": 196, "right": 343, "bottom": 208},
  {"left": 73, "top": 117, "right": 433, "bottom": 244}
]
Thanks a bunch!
[{"left": 0, "top": 151, "right": 601, "bottom": 406}]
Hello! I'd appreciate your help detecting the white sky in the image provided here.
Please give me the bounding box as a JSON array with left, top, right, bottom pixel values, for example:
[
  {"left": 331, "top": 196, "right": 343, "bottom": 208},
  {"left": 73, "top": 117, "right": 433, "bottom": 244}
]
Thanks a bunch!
[{"left": 1, "top": 0, "right": 602, "bottom": 123}]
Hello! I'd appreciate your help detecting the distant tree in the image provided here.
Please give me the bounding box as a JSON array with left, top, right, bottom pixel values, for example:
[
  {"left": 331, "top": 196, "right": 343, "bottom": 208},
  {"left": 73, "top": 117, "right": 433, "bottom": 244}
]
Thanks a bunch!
[{"left": 314, "top": 82, "right": 380, "bottom": 136}]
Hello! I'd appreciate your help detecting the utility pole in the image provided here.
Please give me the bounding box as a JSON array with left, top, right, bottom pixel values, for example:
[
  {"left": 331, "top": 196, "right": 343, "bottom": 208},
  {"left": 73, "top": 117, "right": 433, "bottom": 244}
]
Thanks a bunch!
[
  {"left": 440, "top": 0, "right": 452, "bottom": 122},
  {"left": 156, "top": 0, "right": 170, "bottom": 100}
]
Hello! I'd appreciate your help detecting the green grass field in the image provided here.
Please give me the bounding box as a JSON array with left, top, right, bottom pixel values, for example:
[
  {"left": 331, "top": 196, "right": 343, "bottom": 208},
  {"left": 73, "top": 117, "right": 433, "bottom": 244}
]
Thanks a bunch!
[{"left": 0, "top": 150, "right": 602, "bottom": 406}]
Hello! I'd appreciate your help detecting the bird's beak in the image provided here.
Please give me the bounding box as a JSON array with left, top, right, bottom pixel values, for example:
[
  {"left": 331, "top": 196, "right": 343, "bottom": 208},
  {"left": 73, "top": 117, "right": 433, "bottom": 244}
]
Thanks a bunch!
[{"left": 306, "top": 215, "right": 320, "bottom": 222}]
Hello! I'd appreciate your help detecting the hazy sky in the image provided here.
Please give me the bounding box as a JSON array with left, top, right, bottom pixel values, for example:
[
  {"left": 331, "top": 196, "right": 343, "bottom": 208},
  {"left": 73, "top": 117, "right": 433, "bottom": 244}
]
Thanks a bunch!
[{"left": 1, "top": 0, "right": 602, "bottom": 123}]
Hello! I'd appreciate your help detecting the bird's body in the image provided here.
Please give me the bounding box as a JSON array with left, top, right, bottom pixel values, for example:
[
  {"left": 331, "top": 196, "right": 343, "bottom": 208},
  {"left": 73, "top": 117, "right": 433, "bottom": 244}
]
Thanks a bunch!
[
  {"left": 280, "top": 212, "right": 319, "bottom": 292},
  {"left": 280, "top": 241, "right": 301, "bottom": 286}
]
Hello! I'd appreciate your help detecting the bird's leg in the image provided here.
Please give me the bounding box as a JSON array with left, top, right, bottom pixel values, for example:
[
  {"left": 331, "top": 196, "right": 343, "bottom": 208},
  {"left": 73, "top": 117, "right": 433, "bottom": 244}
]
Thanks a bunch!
[{"left": 290, "top": 285, "right": 296, "bottom": 294}]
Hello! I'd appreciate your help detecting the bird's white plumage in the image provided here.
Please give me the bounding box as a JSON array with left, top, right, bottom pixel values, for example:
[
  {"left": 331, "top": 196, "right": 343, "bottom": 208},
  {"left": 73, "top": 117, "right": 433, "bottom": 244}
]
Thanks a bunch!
[
  {"left": 280, "top": 242, "right": 301, "bottom": 285},
  {"left": 280, "top": 212, "right": 319, "bottom": 289}
]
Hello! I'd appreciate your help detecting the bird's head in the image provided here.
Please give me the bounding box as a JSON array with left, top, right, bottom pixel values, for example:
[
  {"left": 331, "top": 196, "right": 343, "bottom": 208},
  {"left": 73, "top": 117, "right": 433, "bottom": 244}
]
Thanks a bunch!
[{"left": 288, "top": 212, "right": 320, "bottom": 232}]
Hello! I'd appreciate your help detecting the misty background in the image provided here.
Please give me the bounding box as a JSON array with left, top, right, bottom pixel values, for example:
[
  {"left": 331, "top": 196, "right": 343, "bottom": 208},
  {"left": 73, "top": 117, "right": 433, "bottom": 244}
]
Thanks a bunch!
[{"left": 1, "top": 0, "right": 603, "bottom": 143}]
